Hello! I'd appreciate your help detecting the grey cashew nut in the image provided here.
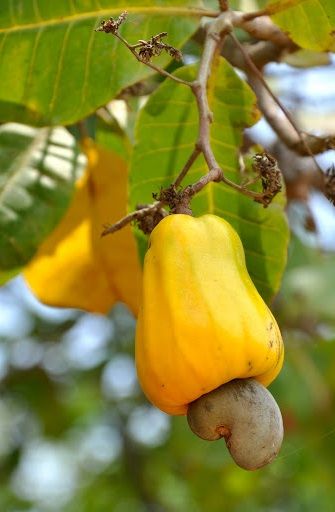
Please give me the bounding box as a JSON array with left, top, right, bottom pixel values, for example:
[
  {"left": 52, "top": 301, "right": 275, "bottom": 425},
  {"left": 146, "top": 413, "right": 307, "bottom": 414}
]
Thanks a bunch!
[{"left": 187, "top": 378, "right": 283, "bottom": 470}]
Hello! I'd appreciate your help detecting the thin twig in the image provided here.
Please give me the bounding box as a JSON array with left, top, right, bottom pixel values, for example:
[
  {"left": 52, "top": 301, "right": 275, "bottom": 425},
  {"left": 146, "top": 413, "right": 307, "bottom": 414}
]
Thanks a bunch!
[
  {"left": 186, "top": 168, "right": 224, "bottom": 195},
  {"left": 184, "top": 165, "right": 270, "bottom": 202},
  {"left": 114, "top": 32, "right": 193, "bottom": 87},
  {"left": 101, "top": 202, "right": 163, "bottom": 236},
  {"left": 237, "top": 12, "right": 294, "bottom": 47},
  {"left": 190, "top": 12, "right": 265, "bottom": 203},
  {"left": 229, "top": 32, "right": 324, "bottom": 176},
  {"left": 191, "top": 14, "right": 231, "bottom": 169},
  {"left": 249, "top": 76, "right": 335, "bottom": 156},
  {"left": 173, "top": 145, "right": 202, "bottom": 188}
]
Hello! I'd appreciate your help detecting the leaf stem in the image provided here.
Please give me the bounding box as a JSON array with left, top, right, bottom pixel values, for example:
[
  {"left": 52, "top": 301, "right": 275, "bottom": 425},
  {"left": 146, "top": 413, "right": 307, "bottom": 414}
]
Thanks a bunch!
[
  {"left": 173, "top": 146, "right": 202, "bottom": 188},
  {"left": 189, "top": 12, "right": 265, "bottom": 202},
  {"left": 101, "top": 202, "right": 164, "bottom": 237},
  {"left": 114, "top": 32, "right": 193, "bottom": 86}
]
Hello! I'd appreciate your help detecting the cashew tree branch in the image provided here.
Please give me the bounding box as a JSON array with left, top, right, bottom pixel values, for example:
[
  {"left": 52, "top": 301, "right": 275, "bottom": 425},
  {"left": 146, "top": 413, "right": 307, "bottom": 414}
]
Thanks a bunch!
[{"left": 97, "top": 4, "right": 333, "bottom": 235}]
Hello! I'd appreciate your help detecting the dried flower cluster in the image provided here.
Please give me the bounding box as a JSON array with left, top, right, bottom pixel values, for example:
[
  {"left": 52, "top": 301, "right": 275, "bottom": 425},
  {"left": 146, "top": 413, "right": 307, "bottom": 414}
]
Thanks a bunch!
[
  {"left": 95, "top": 12, "right": 128, "bottom": 34},
  {"left": 137, "top": 33, "right": 183, "bottom": 63},
  {"left": 135, "top": 204, "right": 168, "bottom": 234},
  {"left": 253, "top": 153, "right": 282, "bottom": 207},
  {"left": 95, "top": 12, "right": 182, "bottom": 64}
]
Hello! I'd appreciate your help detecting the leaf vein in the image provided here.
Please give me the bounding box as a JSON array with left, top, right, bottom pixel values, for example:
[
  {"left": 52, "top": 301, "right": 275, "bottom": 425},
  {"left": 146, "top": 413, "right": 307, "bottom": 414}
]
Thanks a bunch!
[
  {"left": 48, "top": 22, "right": 73, "bottom": 115},
  {"left": 133, "top": 142, "right": 195, "bottom": 161},
  {"left": 0, "top": 6, "right": 210, "bottom": 34},
  {"left": 33, "top": 0, "right": 43, "bottom": 21},
  {"left": 76, "top": 20, "right": 97, "bottom": 118},
  {"left": 22, "top": 27, "right": 44, "bottom": 104}
]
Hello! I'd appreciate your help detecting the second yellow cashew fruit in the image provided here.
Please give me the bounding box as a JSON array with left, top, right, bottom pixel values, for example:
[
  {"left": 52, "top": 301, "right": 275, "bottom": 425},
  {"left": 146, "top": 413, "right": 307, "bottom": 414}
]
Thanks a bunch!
[{"left": 135, "top": 214, "right": 284, "bottom": 415}]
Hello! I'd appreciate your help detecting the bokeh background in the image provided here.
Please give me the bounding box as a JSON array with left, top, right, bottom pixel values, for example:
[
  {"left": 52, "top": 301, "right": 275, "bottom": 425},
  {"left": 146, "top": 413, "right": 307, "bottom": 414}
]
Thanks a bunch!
[{"left": 2, "top": 229, "right": 335, "bottom": 512}]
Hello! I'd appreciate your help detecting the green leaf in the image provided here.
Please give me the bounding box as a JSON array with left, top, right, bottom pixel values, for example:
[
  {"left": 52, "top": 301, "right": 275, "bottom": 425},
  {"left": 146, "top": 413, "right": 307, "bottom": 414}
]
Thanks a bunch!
[
  {"left": 0, "top": 1, "right": 209, "bottom": 126},
  {"left": 266, "top": 0, "right": 335, "bottom": 51},
  {"left": 130, "top": 58, "right": 289, "bottom": 302},
  {"left": 0, "top": 123, "right": 86, "bottom": 269}
]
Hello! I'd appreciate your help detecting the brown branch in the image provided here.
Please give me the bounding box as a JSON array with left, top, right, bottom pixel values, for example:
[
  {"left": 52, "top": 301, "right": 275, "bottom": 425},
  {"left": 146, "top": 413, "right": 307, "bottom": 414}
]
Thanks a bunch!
[
  {"left": 236, "top": 13, "right": 294, "bottom": 47},
  {"left": 191, "top": 23, "right": 295, "bottom": 73},
  {"left": 190, "top": 12, "right": 267, "bottom": 204},
  {"left": 156, "top": 168, "right": 224, "bottom": 215},
  {"left": 229, "top": 32, "right": 325, "bottom": 176},
  {"left": 249, "top": 74, "right": 335, "bottom": 155},
  {"left": 184, "top": 167, "right": 224, "bottom": 196},
  {"left": 98, "top": 9, "right": 290, "bottom": 235},
  {"left": 240, "top": 7, "right": 274, "bottom": 22},
  {"left": 191, "top": 14, "right": 234, "bottom": 171},
  {"left": 101, "top": 202, "right": 165, "bottom": 236},
  {"left": 173, "top": 145, "right": 202, "bottom": 188},
  {"left": 219, "top": 31, "right": 334, "bottom": 158},
  {"left": 222, "top": 39, "right": 288, "bottom": 69},
  {"left": 193, "top": 8, "right": 297, "bottom": 69}
]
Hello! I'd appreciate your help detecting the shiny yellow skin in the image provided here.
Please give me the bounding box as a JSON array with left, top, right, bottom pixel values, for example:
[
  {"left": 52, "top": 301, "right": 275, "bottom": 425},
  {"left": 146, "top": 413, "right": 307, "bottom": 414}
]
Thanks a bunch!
[{"left": 135, "top": 214, "right": 284, "bottom": 416}]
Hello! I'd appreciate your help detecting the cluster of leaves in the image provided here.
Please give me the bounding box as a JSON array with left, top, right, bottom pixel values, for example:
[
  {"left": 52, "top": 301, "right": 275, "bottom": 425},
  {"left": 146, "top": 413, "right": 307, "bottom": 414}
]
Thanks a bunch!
[{"left": 1, "top": 0, "right": 334, "bottom": 307}]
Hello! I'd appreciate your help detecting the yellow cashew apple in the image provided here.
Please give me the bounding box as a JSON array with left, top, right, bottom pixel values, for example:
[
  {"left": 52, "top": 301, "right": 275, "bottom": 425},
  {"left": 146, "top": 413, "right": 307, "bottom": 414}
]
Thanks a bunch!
[{"left": 135, "top": 214, "right": 284, "bottom": 415}]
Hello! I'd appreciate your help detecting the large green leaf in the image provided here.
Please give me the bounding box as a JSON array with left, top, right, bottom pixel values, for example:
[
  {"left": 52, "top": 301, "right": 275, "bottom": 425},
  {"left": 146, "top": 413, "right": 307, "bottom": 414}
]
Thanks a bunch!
[
  {"left": 0, "top": 1, "right": 210, "bottom": 126},
  {"left": 130, "top": 58, "right": 289, "bottom": 302},
  {"left": 266, "top": 0, "right": 335, "bottom": 51},
  {"left": 0, "top": 123, "right": 86, "bottom": 269}
]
